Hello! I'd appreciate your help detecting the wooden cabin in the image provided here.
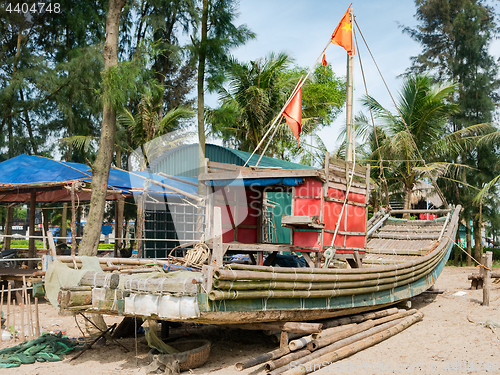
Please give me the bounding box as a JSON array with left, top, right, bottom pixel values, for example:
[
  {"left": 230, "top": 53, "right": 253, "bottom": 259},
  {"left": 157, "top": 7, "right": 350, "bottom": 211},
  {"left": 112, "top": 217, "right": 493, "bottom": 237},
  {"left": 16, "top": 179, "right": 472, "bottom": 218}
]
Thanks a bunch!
[{"left": 199, "top": 155, "right": 370, "bottom": 268}]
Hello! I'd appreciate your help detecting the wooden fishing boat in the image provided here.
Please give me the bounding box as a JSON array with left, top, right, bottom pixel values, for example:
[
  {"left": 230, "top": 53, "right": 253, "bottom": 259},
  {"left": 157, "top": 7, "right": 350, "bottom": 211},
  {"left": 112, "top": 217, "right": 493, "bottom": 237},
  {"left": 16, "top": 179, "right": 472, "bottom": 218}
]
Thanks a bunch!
[
  {"left": 182, "top": 160, "right": 461, "bottom": 324},
  {"left": 49, "top": 6, "right": 461, "bottom": 326}
]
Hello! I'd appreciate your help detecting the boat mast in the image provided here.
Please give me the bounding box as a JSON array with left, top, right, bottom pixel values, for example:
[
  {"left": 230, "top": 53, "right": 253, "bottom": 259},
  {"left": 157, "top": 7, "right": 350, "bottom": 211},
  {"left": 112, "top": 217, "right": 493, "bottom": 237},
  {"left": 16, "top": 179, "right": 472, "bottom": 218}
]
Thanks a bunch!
[{"left": 345, "top": 8, "right": 355, "bottom": 163}]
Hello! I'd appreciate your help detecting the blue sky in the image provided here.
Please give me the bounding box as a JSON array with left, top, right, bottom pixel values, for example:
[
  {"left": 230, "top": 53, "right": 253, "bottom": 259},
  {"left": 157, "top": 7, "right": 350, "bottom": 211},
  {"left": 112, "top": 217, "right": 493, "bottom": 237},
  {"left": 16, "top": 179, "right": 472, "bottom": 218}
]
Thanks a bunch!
[{"left": 205, "top": 0, "right": 423, "bottom": 152}]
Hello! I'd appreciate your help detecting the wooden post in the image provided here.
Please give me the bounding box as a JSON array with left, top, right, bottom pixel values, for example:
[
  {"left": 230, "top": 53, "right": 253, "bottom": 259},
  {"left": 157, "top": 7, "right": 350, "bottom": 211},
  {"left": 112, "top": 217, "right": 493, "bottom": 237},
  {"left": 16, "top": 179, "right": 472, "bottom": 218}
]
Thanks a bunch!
[
  {"left": 61, "top": 202, "right": 68, "bottom": 244},
  {"left": 7, "top": 283, "right": 12, "bottom": 340},
  {"left": 71, "top": 182, "right": 77, "bottom": 256},
  {"left": 29, "top": 190, "right": 37, "bottom": 268},
  {"left": 35, "top": 297, "right": 40, "bottom": 337},
  {"left": 280, "top": 331, "right": 289, "bottom": 348},
  {"left": 22, "top": 276, "right": 33, "bottom": 340},
  {"left": 47, "top": 230, "right": 57, "bottom": 259},
  {"left": 19, "top": 287, "right": 25, "bottom": 341},
  {"left": 0, "top": 284, "right": 4, "bottom": 342},
  {"left": 212, "top": 207, "right": 223, "bottom": 267},
  {"left": 483, "top": 251, "right": 493, "bottom": 306},
  {"left": 479, "top": 253, "right": 486, "bottom": 290}
]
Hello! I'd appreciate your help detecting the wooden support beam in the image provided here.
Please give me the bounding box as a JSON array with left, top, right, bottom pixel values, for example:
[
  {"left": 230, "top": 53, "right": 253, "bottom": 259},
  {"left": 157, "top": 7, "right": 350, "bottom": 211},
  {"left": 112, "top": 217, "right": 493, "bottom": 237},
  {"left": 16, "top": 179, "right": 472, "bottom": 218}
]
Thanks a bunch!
[
  {"left": 483, "top": 251, "right": 493, "bottom": 306},
  {"left": 212, "top": 206, "right": 223, "bottom": 268}
]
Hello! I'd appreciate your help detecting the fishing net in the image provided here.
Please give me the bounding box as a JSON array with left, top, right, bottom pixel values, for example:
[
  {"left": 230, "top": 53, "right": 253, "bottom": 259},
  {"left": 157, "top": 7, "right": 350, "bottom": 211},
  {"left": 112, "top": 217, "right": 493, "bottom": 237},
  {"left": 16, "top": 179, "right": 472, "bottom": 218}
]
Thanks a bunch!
[
  {"left": 0, "top": 333, "right": 83, "bottom": 368},
  {"left": 44, "top": 257, "right": 102, "bottom": 308},
  {"left": 144, "top": 319, "right": 179, "bottom": 354}
]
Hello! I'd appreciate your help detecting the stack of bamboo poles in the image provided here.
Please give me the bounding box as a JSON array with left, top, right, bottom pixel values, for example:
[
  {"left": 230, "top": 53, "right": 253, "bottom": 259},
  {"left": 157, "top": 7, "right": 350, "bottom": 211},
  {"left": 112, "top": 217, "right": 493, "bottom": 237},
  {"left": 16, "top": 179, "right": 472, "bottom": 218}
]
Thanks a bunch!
[
  {"left": 0, "top": 276, "right": 41, "bottom": 343},
  {"left": 234, "top": 307, "right": 423, "bottom": 375},
  {"left": 57, "top": 271, "right": 121, "bottom": 311},
  {"left": 209, "top": 240, "right": 447, "bottom": 301}
]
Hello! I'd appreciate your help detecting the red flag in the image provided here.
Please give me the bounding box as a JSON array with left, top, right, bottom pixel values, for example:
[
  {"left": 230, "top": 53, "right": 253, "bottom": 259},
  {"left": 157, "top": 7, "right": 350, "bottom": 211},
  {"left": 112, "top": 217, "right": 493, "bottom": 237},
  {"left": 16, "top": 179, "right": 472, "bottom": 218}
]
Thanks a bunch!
[
  {"left": 322, "top": 54, "right": 327, "bottom": 67},
  {"left": 332, "top": 6, "right": 354, "bottom": 55},
  {"left": 283, "top": 87, "right": 302, "bottom": 146}
]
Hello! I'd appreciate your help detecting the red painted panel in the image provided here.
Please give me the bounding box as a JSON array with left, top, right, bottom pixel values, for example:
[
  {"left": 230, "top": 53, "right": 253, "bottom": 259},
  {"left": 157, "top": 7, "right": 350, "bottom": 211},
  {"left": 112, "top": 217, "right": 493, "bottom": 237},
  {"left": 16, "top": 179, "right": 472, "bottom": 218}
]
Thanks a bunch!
[
  {"left": 293, "top": 230, "right": 320, "bottom": 248},
  {"left": 322, "top": 232, "right": 345, "bottom": 248},
  {"left": 346, "top": 205, "right": 366, "bottom": 232},
  {"left": 328, "top": 188, "right": 344, "bottom": 200},
  {"left": 346, "top": 235, "right": 365, "bottom": 248},
  {"left": 237, "top": 228, "right": 258, "bottom": 243},
  {"left": 324, "top": 201, "right": 344, "bottom": 231},
  {"left": 222, "top": 229, "right": 234, "bottom": 243},
  {"left": 296, "top": 178, "right": 322, "bottom": 197},
  {"left": 294, "top": 198, "right": 322, "bottom": 217},
  {"left": 348, "top": 192, "right": 366, "bottom": 204}
]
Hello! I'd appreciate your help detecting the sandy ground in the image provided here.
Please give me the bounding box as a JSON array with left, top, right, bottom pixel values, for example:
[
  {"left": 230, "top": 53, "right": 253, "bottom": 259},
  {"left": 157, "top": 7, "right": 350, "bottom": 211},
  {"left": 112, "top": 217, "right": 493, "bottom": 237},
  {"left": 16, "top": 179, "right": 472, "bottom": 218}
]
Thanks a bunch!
[{"left": 0, "top": 266, "right": 499, "bottom": 375}]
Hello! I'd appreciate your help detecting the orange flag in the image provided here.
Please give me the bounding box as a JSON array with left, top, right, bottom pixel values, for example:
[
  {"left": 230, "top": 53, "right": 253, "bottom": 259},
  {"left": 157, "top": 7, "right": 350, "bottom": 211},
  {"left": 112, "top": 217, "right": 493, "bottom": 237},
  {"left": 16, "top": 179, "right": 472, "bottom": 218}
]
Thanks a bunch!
[
  {"left": 322, "top": 54, "right": 327, "bottom": 67},
  {"left": 283, "top": 87, "right": 302, "bottom": 146},
  {"left": 332, "top": 6, "right": 354, "bottom": 55}
]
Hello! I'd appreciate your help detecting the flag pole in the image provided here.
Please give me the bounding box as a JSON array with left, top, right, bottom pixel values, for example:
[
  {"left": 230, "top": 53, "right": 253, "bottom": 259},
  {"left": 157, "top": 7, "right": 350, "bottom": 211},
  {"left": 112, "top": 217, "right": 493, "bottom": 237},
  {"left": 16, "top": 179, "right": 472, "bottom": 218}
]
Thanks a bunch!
[
  {"left": 245, "top": 38, "right": 333, "bottom": 167},
  {"left": 244, "top": 76, "right": 304, "bottom": 166},
  {"left": 345, "top": 8, "right": 355, "bottom": 163},
  {"left": 255, "top": 117, "right": 284, "bottom": 166}
]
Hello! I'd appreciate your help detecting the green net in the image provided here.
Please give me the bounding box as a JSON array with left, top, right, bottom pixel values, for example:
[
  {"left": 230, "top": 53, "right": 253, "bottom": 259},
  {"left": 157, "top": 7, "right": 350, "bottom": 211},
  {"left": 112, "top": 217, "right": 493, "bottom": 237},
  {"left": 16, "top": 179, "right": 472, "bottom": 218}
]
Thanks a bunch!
[{"left": 0, "top": 333, "right": 84, "bottom": 368}]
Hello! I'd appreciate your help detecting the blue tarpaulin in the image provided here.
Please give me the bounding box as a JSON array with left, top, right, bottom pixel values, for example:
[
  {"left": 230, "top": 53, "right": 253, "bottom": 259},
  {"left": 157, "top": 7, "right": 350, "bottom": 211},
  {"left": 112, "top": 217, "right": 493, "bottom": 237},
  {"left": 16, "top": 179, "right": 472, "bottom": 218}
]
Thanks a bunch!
[
  {"left": 0, "top": 155, "right": 198, "bottom": 202},
  {"left": 205, "top": 177, "right": 304, "bottom": 187}
]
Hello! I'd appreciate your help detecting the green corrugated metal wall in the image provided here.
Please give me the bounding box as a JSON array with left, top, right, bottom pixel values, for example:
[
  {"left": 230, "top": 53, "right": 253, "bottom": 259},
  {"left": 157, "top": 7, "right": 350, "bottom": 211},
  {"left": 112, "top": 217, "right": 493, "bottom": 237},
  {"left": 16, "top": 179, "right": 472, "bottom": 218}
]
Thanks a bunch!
[
  {"left": 148, "top": 144, "right": 313, "bottom": 177},
  {"left": 148, "top": 143, "right": 310, "bottom": 244}
]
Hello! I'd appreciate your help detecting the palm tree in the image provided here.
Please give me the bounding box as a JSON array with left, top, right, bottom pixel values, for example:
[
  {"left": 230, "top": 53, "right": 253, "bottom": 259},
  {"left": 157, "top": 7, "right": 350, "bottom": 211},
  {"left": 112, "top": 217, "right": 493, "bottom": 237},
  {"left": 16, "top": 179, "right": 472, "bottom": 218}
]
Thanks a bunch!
[
  {"left": 208, "top": 52, "right": 294, "bottom": 153},
  {"left": 362, "top": 75, "right": 459, "bottom": 216}
]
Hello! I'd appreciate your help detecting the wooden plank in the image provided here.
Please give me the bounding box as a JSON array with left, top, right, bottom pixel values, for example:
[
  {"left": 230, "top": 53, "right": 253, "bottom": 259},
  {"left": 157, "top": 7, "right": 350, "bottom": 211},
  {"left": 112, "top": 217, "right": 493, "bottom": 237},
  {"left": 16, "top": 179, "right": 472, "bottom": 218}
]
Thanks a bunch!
[
  {"left": 325, "top": 181, "right": 366, "bottom": 195},
  {"left": 200, "top": 168, "right": 319, "bottom": 181},
  {"left": 47, "top": 231, "right": 57, "bottom": 259},
  {"left": 329, "top": 158, "right": 367, "bottom": 177},
  {"left": 202, "top": 265, "right": 215, "bottom": 294},
  {"left": 209, "top": 242, "right": 291, "bottom": 252},
  {"left": 212, "top": 207, "right": 223, "bottom": 268},
  {"left": 301, "top": 252, "right": 315, "bottom": 268},
  {"left": 389, "top": 209, "right": 452, "bottom": 215},
  {"left": 325, "top": 197, "right": 365, "bottom": 207},
  {"left": 372, "top": 232, "right": 440, "bottom": 240}
]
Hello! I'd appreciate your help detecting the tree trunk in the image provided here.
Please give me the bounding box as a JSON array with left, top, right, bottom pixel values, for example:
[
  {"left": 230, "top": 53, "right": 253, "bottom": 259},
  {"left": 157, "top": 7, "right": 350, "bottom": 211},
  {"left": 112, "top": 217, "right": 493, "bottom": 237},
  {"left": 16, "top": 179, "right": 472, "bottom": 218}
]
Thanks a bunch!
[
  {"left": 466, "top": 214, "right": 472, "bottom": 267},
  {"left": 454, "top": 228, "right": 460, "bottom": 267},
  {"left": 115, "top": 148, "right": 124, "bottom": 257},
  {"left": 197, "top": 0, "right": 208, "bottom": 198},
  {"left": 79, "top": 0, "right": 127, "bottom": 256},
  {"left": 402, "top": 183, "right": 412, "bottom": 220},
  {"left": 473, "top": 208, "right": 482, "bottom": 266}
]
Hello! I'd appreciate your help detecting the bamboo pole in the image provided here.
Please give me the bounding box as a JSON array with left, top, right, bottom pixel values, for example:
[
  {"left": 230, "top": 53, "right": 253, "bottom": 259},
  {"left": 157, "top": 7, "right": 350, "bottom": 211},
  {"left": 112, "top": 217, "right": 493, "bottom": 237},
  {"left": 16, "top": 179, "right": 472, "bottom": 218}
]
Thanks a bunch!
[
  {"left": 307, "top": 319, "right": 375, "bottom": 352},
  {"left": 266, "top": 349, "right": 311, "bottom": 372},
  {"left": 483, "top": 251, "right": 493, "bottom": 306},
  {"left": 0, "top": 284, "right": 4, "bottom": 342},
  {"left": 227, "top": 322, "right": 323, "bottom": 334},
  {"left": 282, "top": 312, "right": 424, "bottom": 375},
  {"left": 267, "top": 318, "right": 407, "bottom": 375},
  {"left": 35, "top": 297, "right": 40, "bottom": 337},
  {"left": 235, "top": 345, "right": 291, "bottom": 371},
  {"left": 19, "top": 288, "right": 25, "bottom": 342},
  {"left": 71, "top": 182, "right": 77, "bottom": 256},
  {"left": 79, "top": 271, "right": 120, "bottom": 289},
  {"left": 308, "top": 309, "right": 416, "bottom": 352},
  {"left": 22, "top": 276, "right": 33, "bottom": 340},
  {"left": 210, "top": 254, "right": 442, "bottom": 300},
  {"left": 111, "top": 166, "right": 202, "bottom": 202},
  {"left": 226, "top": 245, "right": 443, "bottom": 275},
  {"left": 288, "top": 323, "right": 356, "bottom": 352},
  {"left": 6, "top": 283, "right": 11, "bottom": 338},
  {"left": 320, "top": 307, "right": 398, "bottom": 329}
]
